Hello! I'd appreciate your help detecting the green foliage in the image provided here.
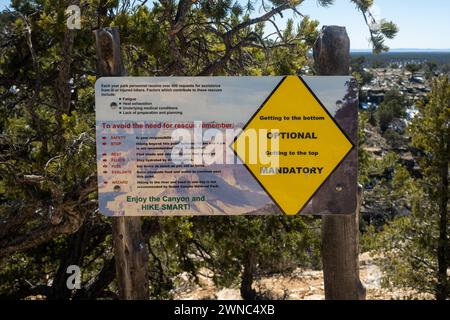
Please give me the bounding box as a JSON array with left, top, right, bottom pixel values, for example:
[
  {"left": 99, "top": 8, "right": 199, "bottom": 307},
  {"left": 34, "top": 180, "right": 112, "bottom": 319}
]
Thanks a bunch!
[
  {"left": 371, "top": 60, "right": 387, "bottom": 69},
  {"left": 382, "top": 128, "right": 405, "bottom": 149},
  {"left": 351, "top": 56, "right": 374, "bottom": 87},
  {"left": 368, "top": 76, "right": 450, "bottom": 300},
  {"left": 261, "top": 17, "right": 319, "bottom": 75},
  {"left": 405, "top": 63, "right": 422, "bottom": 74},
  {"left": 376, "top": 89, "right": 407, "bottom": 132},
  {"left": 350, "top": 0, "right": 398, "bottom": 53}
]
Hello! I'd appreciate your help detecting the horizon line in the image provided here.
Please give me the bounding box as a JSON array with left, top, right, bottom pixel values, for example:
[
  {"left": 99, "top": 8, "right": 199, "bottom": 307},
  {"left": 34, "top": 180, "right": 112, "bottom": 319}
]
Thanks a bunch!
[{"left": 351, "top": 48, "right": 450, "bottom": 52}]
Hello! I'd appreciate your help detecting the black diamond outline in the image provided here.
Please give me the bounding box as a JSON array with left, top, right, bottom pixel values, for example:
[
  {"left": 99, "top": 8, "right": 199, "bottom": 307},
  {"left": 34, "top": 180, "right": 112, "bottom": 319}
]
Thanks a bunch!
[{"left": 231, "top": 75, "right": 356, "bottom": 215}]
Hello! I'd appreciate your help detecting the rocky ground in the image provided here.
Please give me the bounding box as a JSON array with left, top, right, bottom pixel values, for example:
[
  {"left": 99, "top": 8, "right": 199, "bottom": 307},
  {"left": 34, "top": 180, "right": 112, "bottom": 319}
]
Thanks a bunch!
[{"left": 172, "top": 252, "right": 432, "bottom": 300}]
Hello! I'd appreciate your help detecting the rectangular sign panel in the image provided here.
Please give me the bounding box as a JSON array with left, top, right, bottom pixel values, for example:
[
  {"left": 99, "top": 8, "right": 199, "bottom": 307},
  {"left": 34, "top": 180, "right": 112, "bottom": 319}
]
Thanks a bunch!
[{"left": 95, "top": 76, "right": 358, "bottom": 216}]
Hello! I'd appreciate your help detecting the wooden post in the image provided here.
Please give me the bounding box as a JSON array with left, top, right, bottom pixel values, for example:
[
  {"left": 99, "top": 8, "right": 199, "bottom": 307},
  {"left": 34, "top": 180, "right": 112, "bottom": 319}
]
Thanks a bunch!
[
  {"left": 94, "top": 27, "right": 150, "bottom": 300},
  {"left": 313, "top": 26, "right": 366, "bottom": 300}
]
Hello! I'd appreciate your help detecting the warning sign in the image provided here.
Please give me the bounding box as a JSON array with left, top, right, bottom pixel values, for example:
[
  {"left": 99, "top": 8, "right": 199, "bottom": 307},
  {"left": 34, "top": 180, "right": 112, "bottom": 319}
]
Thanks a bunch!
[
  {"left": 232, "top": 76, "right": 354, "bottom": 215},
  {"left": 95, "top": 76, "right": 357, "bottom": 216}
]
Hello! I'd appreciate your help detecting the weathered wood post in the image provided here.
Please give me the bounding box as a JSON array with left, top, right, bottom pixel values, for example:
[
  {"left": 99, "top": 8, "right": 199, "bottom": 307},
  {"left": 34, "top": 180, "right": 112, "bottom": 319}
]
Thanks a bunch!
[
  {"left": 94, "top": 27, "right": 150, "bottom": 300},
  {"left": 313, "top": 25, "right": 366, "bottom": 300}
]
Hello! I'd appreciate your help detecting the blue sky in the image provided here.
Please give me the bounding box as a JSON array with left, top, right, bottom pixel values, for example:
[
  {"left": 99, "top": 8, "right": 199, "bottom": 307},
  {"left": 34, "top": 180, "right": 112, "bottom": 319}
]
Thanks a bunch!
[
  {"left": 285, "top": 0, "right": 450, "bottom": 49},
  {"left": 1, "top": 0, "right": 449, "bottom": 49}
]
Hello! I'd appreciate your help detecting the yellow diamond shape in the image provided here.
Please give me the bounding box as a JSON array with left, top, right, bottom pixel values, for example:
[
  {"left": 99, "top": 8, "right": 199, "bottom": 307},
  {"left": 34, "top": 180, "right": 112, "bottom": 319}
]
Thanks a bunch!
[{"left": 233, "top": 76, "right": 354, "bottom": 215}]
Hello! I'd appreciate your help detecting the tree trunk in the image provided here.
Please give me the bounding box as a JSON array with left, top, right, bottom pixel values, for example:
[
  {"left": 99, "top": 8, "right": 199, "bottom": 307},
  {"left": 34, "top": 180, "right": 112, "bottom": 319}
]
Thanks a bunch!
[
  {"left": 314, "top": 26, "right": 366, "bottom": 300},
  {"left": 94, "top": 27, "right": 149, "bottom": 300},
  {"left": 48, "top": 224, "right": 89, "bottom": 300},
  {"left": 111, "top": 217, "right": 149, "bottom": 300},
  {"left": 240, "top": 251, "right": 257, "bottom": 300}
]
